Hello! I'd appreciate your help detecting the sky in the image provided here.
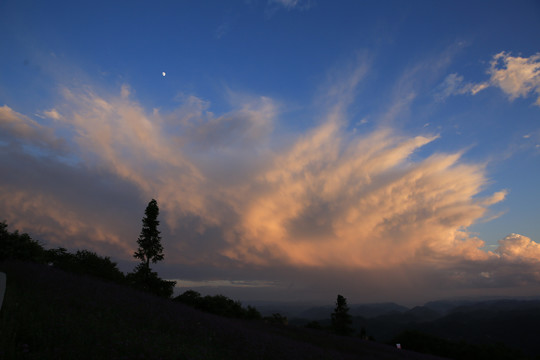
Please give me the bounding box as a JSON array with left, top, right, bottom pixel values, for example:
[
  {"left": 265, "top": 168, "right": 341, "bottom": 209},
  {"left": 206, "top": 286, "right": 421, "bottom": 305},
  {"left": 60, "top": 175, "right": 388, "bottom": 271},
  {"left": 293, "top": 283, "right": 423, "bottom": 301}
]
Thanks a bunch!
[{"left": 1, "top": 0, "right": 540, "bottom": 306}]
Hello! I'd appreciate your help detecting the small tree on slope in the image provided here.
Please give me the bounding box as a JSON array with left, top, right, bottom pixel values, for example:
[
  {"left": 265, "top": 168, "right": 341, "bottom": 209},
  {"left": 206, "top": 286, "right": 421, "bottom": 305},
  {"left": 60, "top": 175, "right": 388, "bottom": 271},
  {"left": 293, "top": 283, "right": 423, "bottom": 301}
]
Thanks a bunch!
[
  {"left": 134, "top": 199, "right": 164, "bottom": 270},
  {"left": 331, "top": 294, "right": 354, "bottom": 336}
]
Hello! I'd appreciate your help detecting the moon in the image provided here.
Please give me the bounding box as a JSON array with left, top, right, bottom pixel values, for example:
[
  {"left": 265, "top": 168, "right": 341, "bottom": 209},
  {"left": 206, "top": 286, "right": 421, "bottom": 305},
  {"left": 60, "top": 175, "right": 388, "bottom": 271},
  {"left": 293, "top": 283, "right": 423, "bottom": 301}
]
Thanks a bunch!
[{"left": 162, "top": 71, "right": 166, "bottom": 77}]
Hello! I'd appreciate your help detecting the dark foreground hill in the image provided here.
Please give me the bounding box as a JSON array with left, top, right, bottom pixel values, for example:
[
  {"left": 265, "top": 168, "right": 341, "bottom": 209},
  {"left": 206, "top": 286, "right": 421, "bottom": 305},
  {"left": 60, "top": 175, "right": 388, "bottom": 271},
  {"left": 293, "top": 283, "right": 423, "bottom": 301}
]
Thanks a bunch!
[{"left": 0, "top": 261, "right": 446, "bottom": 360}]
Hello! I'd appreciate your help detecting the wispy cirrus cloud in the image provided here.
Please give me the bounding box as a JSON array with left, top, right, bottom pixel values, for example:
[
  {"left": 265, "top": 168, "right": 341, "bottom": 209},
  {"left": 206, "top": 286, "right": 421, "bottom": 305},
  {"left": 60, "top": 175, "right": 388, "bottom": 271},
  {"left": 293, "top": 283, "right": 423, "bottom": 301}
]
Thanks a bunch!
[{"left": 434, "top": 73, "right": 488, "bottom": 101}]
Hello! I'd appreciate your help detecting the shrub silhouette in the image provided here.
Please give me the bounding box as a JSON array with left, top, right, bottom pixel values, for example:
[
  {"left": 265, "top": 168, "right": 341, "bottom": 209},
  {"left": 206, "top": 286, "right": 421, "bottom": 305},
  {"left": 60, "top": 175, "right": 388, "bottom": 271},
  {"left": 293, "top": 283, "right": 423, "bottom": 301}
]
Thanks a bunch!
[
  {"left": 264, "top": 313, "right": 288, "bottom": 325},
  {"left": 305, "top": 321, "right": 322, "bottom": 330},
  {"left": 45, "top": 247, "right": 73, "bottom": 266},
  {"left": 45, "top": 247, "right": 125, "bottom": 284},
  {"left": 0, "top": 221, "right": 173, "bottom": 297},
  {"left": 0, "top": 221, "right": 45, "bottom": 262},
  {"left": 126, "top": 263, "right": 176, "bottom": 298},
  {"left": 73, "top": 250, "right": 125, "bottom": 283},
  {"left": 175, "top": 289, "right": 202, "bottom": 306},
  {"left": 0, "top": 222, "right": 124, "bottom": 285},
  {"left": 174, "top": 290, "right": 262, "bottom": 319},
  {"left": 245, "top": 305, "right": 262, "bottom": 320},
  {"left": 200, "top": 294, "right": 246, "bottom": 317}
]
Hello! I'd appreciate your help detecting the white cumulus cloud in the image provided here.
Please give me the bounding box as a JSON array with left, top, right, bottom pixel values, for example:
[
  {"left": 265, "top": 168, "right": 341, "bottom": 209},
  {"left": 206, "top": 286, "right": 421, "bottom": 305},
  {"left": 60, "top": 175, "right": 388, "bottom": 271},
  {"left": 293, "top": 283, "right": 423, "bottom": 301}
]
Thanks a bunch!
[
  {"left": 440, "top": 51, "right": 540, "bottom": 106},
  {"left": 496, "top": 233, "right": 540, "bottom": 262},
  {"left": 488, "top": 52, "right": 540, "bottom": 106}
]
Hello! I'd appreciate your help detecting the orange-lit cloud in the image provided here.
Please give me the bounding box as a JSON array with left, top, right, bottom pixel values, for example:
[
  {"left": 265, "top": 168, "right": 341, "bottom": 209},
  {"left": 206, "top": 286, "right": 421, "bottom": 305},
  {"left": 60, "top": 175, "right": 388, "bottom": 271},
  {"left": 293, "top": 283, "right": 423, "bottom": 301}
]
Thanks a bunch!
[
  {"left": 2, "top": 58, "right": 540, "bottom": 304},
  {"left": 496, "top": 233, "right": 540, "bottom": 262},
  {"left": 225, "top": 124, "right": 507, "bottom": 268},
  {"left": 438, "top": 52, "right": 540, "bottom": 106},
  {"left": 1, "top": 82, "right": 508, "bottom": 270},
  {"left": 0, "top": 188, "right": 131, "bottom": 254},
  {"left": 488, "top": 52, "right": 540, "bottom": 105},
  {"left": 0, "top": 105, "right": 64, "bottom": 151}
]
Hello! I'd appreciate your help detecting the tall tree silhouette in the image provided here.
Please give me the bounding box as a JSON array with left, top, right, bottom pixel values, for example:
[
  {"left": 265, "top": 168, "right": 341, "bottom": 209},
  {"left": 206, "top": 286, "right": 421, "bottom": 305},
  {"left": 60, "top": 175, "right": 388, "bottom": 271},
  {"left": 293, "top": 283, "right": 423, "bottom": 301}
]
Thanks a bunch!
[
  {"left": 331, "top": 294, "right": 354, "bottom": 336},
  {"left": 134, "top": 199, "right": 164, "bottom": 270},
  {"left": 128, "top": 199, "right": 175, "bottom": 297}
]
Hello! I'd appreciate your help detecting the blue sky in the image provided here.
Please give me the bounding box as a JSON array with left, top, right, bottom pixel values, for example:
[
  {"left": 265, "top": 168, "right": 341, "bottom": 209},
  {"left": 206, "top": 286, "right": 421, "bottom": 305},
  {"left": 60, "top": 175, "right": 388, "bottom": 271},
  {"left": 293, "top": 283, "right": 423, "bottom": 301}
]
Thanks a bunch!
[{"left": 1, "top": 0, "right": 540, "bottom": 305}]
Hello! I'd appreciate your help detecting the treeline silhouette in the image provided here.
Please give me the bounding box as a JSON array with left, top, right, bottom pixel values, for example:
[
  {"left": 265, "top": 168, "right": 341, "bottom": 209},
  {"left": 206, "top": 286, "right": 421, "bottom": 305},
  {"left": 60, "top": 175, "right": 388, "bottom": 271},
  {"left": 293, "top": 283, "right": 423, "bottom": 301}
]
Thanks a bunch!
[
  {"left": 1, "top": 199, "right": 178, "bottom": 298},
  {"left": 0, "top": 220, "right": 265, "bottom": 320},
  {"left": 0, "top": 221, "right": 44, "bottom": 263},
  {"left": 174, "top": 290, "right": 262, "bottom": 320},
  {"left": 0, "top": 220, "right": 174, "bottom": 297}
]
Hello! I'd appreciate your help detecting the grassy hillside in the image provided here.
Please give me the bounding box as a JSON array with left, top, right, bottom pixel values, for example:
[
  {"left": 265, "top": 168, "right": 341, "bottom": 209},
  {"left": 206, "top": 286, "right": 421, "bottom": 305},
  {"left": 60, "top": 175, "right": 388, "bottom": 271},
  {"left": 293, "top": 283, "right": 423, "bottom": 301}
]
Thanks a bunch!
[{"left": 0, "top": 261, "right": 445, "bottom": 360}]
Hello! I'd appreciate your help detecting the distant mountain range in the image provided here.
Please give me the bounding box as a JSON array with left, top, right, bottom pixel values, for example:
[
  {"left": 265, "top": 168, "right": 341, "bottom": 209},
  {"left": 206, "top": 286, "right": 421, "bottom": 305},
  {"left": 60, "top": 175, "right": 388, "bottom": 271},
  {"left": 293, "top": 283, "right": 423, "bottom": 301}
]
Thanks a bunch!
[{"left": 269, "top": 298, "right": 540, "bottom": 358}]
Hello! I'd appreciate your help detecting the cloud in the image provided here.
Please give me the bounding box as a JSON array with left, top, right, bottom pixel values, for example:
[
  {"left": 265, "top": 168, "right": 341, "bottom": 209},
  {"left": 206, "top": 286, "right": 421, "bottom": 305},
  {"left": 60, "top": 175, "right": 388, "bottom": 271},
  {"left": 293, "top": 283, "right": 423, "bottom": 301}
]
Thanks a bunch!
[
  {"left": 434, "top": 73, "right": 488, "bottom": 101},
  {"left": 43, "top": 108, "right": 62, "bottom": 120},
  {"left": 438, "top": 51, "right": 540, "bottom": 105},
  {"left": 266, "top": 0, "right": 312, "bottom": 15},
  {"left": 449, "top": 233, "right": 540, "bottom": 290},
  {"left": 215, "top": 21, "right": 230, "bottom": 39},
  {"left": 0, "top": 186, "right": 133, "bottom": 255},
  {"left": 0, "top": 105, "right": 65, "bottom": 151},
  {"left": 488, "top": 52, "right": 540, "bottom": 105},
  {"left": 470, "top": 82, "right": 489, "bottom": 95},
  {"left": 225, "top": 120, "right": 508, "bottom": 270},
  {"left": 2, "top": 82, "right": 506, "bottom": 271},
  {"left": 0, "top": 130, "right": 144, "bottom": 256},
  {"left": 2, "top": 56, "right": 539, "bottom": 304},
  {"left": 269, "top": 0, "right": 307, "bottom": 10},
  {"left": 496, "top": 233, "right": 540, "bottom": 262},
  {"left": 181, "top": 95, "right": 275, "bottom": 152}
]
